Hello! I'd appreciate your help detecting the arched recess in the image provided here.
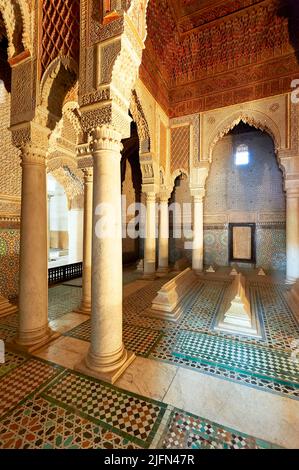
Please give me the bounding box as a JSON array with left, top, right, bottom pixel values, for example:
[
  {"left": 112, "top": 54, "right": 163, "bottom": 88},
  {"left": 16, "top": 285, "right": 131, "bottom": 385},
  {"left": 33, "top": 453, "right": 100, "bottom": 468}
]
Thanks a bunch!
[
  {"left": 169, "top": 171, "right": 191, "bottom": 265},
  {"left": 0, "top": 0, "right": 31, "bottom": 58},
  {"left": 170, "top": 168, "right": 189, "bottom": 190},
  {"left": 129, "top": 88, "right": 157, "bottom": 187},
  {"left": 204, "top": 121, "right": 286, "bottom": 271},
  {"left": 207, "top": 110, "right": 285, "bottom": 178},
  {"left": 39, "top": 56, "right": 78, "bottom": 130}
]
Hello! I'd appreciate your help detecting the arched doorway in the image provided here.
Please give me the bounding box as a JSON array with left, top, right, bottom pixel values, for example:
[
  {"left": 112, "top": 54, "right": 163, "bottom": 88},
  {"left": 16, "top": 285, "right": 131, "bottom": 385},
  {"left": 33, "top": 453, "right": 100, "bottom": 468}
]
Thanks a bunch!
[
  {"left": 169, "top": 172, "right": 192, "bottom": 266},
  {"left": 204, "top": 122, "right": 286, "bottom": 271},
  {"left": 121, "top": 120, "right": 142, "bottom": 266}
]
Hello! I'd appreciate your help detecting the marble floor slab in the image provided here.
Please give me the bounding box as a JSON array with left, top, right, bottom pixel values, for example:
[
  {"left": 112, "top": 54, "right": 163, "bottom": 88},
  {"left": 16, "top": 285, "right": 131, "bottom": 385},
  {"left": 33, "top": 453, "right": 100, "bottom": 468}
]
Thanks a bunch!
[
  {"left": 116, "top": 357, "right": 178, "bottom": 401},
  {"left": 163, "top": 367, "right": 299, "bottom": 449},
  {"left": 33, "top": 337, "right": 89, "bottom": 370},
  {"left": 50, "top": 312, "right": 88, "bottom": 334}
]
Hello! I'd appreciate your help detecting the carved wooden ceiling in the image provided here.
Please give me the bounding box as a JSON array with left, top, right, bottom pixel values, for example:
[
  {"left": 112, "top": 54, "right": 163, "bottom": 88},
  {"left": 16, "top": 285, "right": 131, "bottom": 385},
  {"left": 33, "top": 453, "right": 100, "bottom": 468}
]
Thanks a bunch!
[{"left": 140, "top": 0, "right": 299, "bottom": 117}]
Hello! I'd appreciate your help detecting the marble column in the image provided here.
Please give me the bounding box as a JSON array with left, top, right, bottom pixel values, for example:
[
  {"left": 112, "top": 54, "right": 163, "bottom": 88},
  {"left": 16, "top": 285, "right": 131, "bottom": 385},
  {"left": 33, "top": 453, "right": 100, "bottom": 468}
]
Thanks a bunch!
[
  {"left": 74, "top": 169, "right": 93, "bottom": 314},
  {"left": 77, "top": 127, "right": 135, "bottom": 383},
  {"left": 286, "top": 187, "right": 299, "bottom": 283},
  {"left": 158, "top": 193, "right": 169, "bottom": 274},
  {"left": 143, "top": 192, "right": 157, "bottom": 279},
  {"left": 192, "top": 192, "right": 205, "bottom": 273},
  {"left": 13, "top": 145, "right": 57, "bottom": 351}
]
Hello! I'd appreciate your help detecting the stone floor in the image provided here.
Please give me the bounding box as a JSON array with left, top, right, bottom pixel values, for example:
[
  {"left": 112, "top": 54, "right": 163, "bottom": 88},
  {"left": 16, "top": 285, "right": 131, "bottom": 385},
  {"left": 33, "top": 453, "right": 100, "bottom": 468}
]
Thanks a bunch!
[{"left": 0, "top": 269, "right": 298, "bottom": 449}]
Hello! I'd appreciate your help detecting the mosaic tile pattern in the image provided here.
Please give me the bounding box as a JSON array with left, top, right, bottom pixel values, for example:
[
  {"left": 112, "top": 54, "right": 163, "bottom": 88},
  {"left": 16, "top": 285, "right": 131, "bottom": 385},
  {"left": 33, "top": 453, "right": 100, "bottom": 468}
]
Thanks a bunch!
[
  {"left": 61, "top": 274, "right": 297, "bottom": 400},
  {"left": 0, "top": 359, "right": 60, "bottom": 419},
  {"left": 0, "top": 352, "right": 279, "bottom": 450},
  {"left": 0, "top": 350, "right": 26, "bottom": 378},
  {"left": 160, "top": 410, "right": 279, "bottom": 450},
  {"left": 151, "top": 329, "right": 299, "bottom": 399},
  {"left": 252, "top": 283, "right": 299, "bottom": 351},
  {"left": 48, "top": 285, "right": 82, "bottom": 320},
  {"left": 172, "top": 330, "right": 299, "bottom": 384},
  {"left": 203, "top": 229, "right": 228, "bottom": 267},
  {"left": 0, "top": 324, "right": 17, "bottom": 342},
  {"left": 256, "top": 229, "right": 286, "bottom": 271},
  {"left": 65, "top": 321, "right": 163, "bottom": 358},
  {"left": 43, "top": 371, "right": 166, "bottom": 447},
  {"left": 0, "top": 229, "right": 20, "bottom": 299},
  {"left": 0, "top": 396, "right": 140, "bottom": 449}
]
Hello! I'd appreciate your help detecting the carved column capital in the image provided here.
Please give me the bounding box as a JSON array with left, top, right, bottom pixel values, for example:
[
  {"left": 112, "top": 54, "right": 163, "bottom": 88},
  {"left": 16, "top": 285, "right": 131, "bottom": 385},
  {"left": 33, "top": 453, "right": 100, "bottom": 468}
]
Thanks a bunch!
[
  {"left": 90, "top": 126, "right": 123, "bottom": 154},
  {"left": 191, "top": 189, "right": 206, "bottom": 203},
  {"left": 20, "top": 143, "right": 47, "bottom": 167},
  {"left": 159, "top": 192, "right": 171, "bottom": 203},
  {"left": 144, "top": 192, "right": 156, "bottom": 204},
  {"left": 82, "top": 167, "right": 93, "bottom": 183}
]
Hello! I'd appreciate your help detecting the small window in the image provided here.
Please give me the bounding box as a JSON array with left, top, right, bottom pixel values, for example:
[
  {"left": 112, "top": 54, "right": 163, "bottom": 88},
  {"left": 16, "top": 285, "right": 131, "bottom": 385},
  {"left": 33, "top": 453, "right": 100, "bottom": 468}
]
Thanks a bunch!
[{"left": 235, "top": 144, "right": 249, "bottom": 166}]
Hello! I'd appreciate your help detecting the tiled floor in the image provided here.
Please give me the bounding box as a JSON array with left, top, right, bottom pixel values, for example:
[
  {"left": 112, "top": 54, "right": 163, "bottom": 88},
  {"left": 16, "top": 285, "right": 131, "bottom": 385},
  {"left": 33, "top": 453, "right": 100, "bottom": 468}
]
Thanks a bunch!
[
  {"left": 62, "top": 276, "right": 299, "bottom": 400},
  {"left": 0, "top": 271, "right": 298, "bottom": 449},
  {"left": 0, "top": 351, "right": 280, "bottom": 449},
  {"left": 159, "top": 409, "right": 279, "bottom": 449}
]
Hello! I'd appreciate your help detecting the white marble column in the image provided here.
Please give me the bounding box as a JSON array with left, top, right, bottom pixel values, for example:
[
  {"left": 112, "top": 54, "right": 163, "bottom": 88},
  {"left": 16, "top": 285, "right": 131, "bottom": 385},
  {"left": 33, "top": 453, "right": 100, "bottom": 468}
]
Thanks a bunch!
[
  {"left": 286, "top": 187, "right": 299, "bottom": 283},
  {"left": 143, "top": 192, "right": 157, "bottom": 279},
  {"left": 192, "top": 192, "right": 205, "bottom": 273},
  {"left": 77, "top": 127, "right": 135, "bottom": 383},
  {"left": 158, "top": 193, "right": 169, "bottom": 274},
  {"left": 75, "top": 169, "right": 93, "bottom": 314},
  {"left": 14, "top": 145, "right": 57, "bottom": 351}
]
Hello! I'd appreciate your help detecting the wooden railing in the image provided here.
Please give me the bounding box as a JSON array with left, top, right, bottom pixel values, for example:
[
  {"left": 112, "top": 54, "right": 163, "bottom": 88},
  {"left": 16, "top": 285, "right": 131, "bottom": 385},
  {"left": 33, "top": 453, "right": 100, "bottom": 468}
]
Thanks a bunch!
[{"left": 48, "top": 262, "right": 83, "bottom": 286}]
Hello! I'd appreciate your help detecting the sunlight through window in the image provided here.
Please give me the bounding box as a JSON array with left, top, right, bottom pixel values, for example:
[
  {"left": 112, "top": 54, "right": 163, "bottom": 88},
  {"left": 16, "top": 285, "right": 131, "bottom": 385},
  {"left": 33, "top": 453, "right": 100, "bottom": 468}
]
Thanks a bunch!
[{"left": 235, "top": 144, "right": 249, "bottom": 166}]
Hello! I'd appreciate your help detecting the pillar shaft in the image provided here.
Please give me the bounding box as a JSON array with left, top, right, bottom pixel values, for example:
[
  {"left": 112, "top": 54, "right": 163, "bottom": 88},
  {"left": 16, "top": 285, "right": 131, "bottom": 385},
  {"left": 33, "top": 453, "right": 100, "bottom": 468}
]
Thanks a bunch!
[
  {"left": 75, "top": 169, "right": 93, "bottom": 314},
  {"left": 286, "top": 188, "right": 299, "bottom": 283},
  {"left": 16, "top": 145, "right": 55, "bottom": 349},
  {"left": 158, "top": 195, "right": 169, "bottom": 273},
  {"left": 78, "top": 127, "right": 135, "bottom": 383},
  {"left": 143, "top": 192, "right": 156, "bottom": 278},
  {"left": 192, "top": 194, "right": 204, "bottom": 273}
]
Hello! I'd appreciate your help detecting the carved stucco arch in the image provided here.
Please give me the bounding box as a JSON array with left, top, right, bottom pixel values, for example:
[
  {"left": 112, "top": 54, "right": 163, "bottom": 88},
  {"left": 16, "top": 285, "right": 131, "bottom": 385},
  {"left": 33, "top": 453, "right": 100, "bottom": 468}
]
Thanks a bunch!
[
  {"left": 170, "top": 168, "right": 189, "bottom": 191},
  {"left": 47, "top": 160, "right": 84, "bottom": 202},
  {"left": 130, "top": 89, "right": 151, "bottom": 153},
  {"left": 208, "top": 110, "right": 284, "bottom": 173},
  {"left": 40, "top": 56, "right": 78, "bottom": 110},
  {"left": 0, "top": 0, "right": 31, "bottom": 58}
]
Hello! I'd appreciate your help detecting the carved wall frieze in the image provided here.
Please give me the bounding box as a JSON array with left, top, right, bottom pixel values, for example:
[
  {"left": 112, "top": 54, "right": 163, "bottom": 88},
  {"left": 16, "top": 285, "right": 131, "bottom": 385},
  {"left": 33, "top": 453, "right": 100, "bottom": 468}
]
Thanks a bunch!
[
  {"left": 80, "top": 88, "right": 111, "bottom": 107},
  {"left": 130, "top": 89, "right": 151, "bottom": 152},
  {"left": 10, "top": 58, "right": 35, "bottom": 126}
]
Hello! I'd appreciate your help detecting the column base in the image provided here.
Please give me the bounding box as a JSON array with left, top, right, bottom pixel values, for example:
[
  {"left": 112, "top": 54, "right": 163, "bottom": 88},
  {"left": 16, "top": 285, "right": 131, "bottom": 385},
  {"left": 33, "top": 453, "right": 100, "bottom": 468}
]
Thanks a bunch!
[
  {"left": 73, "top": 302, "right": 91, "bottom": 316},
  {"left": 8, "top": 327, "right": 60, "bottom": 353},
  {"left": 157, "top": 267, "right": 170, "bottom": 277},
  {"left": 143, "top": 272, "right": 157, "bottom": 280},
  {"left": 192, "top": 269, "right": 203, "bottom": 275},
  {"left": 75, "top": 350, "right": 136, "bottom": 384}
]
